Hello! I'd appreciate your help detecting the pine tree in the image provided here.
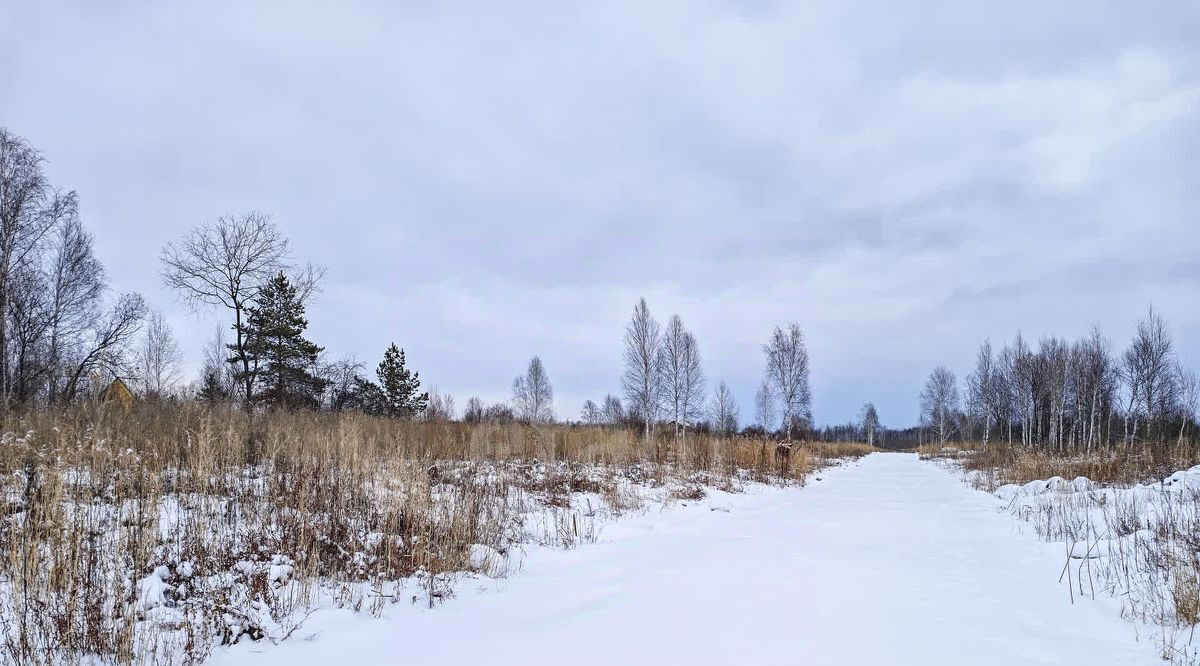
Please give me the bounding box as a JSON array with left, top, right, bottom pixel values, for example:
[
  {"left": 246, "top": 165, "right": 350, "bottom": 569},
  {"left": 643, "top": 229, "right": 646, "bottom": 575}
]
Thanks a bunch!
[
  {"left": 197, "top": 368, "right": 229, "bottom": 405},
  {"left": 373, "top": 343, "right": 428, "bottom": 418},
  {"left": 235, "top": 272, "right": 326, "bottom": 410}
]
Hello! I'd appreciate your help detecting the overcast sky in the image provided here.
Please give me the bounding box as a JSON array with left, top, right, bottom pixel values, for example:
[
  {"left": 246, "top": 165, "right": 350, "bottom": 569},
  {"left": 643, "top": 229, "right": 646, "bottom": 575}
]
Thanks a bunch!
[{"left": 2, "top": 1, "right": 1197, "bottom": 427}]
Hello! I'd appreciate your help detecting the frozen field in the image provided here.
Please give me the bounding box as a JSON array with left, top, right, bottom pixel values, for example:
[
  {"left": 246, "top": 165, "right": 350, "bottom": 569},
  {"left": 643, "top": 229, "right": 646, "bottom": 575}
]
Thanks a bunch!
[{"left": 213, "top": 453, "right": 1157, "bottom": 665}]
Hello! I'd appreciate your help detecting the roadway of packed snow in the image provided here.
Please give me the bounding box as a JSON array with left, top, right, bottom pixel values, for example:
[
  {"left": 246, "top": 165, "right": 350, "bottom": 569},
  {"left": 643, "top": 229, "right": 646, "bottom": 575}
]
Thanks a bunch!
[{"left": 212, "top": 453, "right": 1157, "bottom": 665}]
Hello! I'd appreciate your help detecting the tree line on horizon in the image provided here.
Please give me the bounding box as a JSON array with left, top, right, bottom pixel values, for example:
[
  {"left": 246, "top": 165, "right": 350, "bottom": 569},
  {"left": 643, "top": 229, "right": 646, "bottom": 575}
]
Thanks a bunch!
[{"left": 916, "top": 308, "right": 1199, "bottom": 454}]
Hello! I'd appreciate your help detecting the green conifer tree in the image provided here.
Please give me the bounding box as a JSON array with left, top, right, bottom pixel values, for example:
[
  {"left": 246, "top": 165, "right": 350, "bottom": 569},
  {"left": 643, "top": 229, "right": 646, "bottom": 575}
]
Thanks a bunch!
[
  {"left": 234, "top": 272, "right": 326, "bottom": 409},
  {"left": 197, "top": 368, "right": 229, "bottom": 405},
  {"left": 373, "top": 343, "right": 428, "bottom": 418}
]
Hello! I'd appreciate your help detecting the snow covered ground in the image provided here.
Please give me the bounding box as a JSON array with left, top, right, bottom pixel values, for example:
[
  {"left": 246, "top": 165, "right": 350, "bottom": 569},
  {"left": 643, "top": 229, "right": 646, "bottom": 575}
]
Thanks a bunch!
[
  {"left": 989, "top": 462, "right": 1200, "bottom": 664},
  {"left": 212, "top": 453, "right": 1157, "bottom": 665}
]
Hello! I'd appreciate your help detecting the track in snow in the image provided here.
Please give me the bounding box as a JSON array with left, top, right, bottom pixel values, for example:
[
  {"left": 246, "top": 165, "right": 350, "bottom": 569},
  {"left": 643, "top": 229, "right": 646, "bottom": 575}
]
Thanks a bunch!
[{"left": 215, "top": 453, "right": 1156, "bottom": 665}]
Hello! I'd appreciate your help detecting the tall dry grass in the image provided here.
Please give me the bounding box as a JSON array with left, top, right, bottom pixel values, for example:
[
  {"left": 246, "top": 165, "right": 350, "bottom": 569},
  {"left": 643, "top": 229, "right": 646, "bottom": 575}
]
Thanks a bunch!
[
  {"left": 0, "top": 404, "right": 862, "bottom": 664},
  {"left": 923, "top": 440, "right": 1200, "bottom": 488},
  {"left": 925, "top": 439, "right": 1200, "bottom": 662}
]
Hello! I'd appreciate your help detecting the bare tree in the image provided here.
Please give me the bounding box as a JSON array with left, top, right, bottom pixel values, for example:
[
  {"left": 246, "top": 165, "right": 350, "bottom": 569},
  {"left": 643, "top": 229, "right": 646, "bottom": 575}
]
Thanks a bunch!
[
  {"left": 995, "top": 340, "right": 1018, "bottom": 445},
  {"left": 920, "top": 366, "right": 959, "bottom": 445},
  {"left": 601, "top": 393, "right": 624, "bottom": 425},
  {"left": 512, "top": 356, "right": 554, "bottom": 424},
  {"left": 754, "top": 380, "right": 775, "bottom": 431},
  {"left": 463, "top": 396, "right": 485, "bottom": 423},
  {"left": 196, "top": 327, "right": 235, "bottom": 404},
  {"left": 658, "top": 314, "right": 705, "bottom": 438},
  {"left": 1175, "top": 362, "right": 1197, "bottom": 447},
  {"left": 709, "top": 380, "right": 739, "bottom": 437},
  {"left": 160, "top": 212, "right": 291, "bottom": 407},
  {"left": 43, "top": 214, "right": 106, "bottom": 402},
  {"left": 425, "top": 387, "right": 457, "bottom": 422},
  {"left": 317, "top": 355, "right": 364, "bottom": 411},
  {"left": 762, "top": 323, "right": 811, "bottom": 440},
  {"left": 483, "top": 402, "right": 515, "bottom": 424},
  {"left": 1122, "top": 307, "right": 1178, "bottom": 447},
  {"left": 1007, "top": 333, "right": 1036, "bottom": 447},
  {"left": 60, "top": 293, "right": 146, "bottom": 401},
  {"left": 0, "top": 129, "right": 76, "bottom": 403},
  {"left": 859, "top": 402, "right": 880, "bottom": 447},
  {"left": 580, "top": 399, "right": 602, "bottom": 425},
  {"left": 0, "top": 130, "right": 156, "bottom": 408},
  {"left": 137, "top": 311, "right": 182, "bottom": 400},
  {"left": 1075, "top": 327, "right": 1116, "bottom": 453},
  {"left": 966, "top": 340, "right": 999, "bottom": 447},
  {"left": 929, "top": 312, "right": 1188, "bottom": 454},
  {"left": 622, "top": 298, "right": 662, "bottom": 440},
  {"left": 6, "top": 262, "right": 50, "bottom": 403},
  {"left": 1038, "top": 337, "right": 1071, "bottom": 452}
]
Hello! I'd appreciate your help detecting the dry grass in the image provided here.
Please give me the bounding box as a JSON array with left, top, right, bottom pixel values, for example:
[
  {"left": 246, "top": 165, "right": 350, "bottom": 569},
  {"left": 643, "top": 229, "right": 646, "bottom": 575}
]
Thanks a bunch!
[
  {"left": 937, "top": 438, "right": 1200, "bottom": 663},
  {"left": 1006, "top": 483, "right": 1200, "bottom": 663},
  {"left": 804, "top": 441, "right": 876, "bottom": 461},
  {"left": 0, "top": 404, "right": 864, "bottom": 665},
  {"left": 920, "top": 441, "right": 1200, "bottom": 488}
]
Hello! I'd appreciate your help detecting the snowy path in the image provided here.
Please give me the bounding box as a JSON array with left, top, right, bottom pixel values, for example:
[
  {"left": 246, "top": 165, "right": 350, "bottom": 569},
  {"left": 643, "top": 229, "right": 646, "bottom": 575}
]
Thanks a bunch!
[{"left": 215, "top": 453, "right": 1156, "bottom": 665}]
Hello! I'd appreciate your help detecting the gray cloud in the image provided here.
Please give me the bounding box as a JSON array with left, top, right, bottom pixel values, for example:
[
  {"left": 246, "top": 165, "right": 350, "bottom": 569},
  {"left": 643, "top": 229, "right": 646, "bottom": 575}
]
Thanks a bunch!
[{"left": 2, "top": 0, "right": 1197, "bottom": 426}]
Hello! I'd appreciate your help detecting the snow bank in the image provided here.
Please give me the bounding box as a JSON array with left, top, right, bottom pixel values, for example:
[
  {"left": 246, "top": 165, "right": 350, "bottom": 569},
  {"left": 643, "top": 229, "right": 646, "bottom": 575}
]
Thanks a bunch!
[
  {"left": 986, "top": 462, "right": 1200, "bottom": 663},
  {"left": 137, "top": 566, "right": 175, "bottom": 612},
  {"left": 468, "top": 544, "right": 511, "bottom": 577}
]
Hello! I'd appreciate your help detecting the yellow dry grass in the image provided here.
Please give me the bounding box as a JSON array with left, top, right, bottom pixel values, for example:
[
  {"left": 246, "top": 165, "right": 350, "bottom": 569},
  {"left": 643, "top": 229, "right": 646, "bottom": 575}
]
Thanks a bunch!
[{"left": 0, "top": 404, "right": 872, "bottom": 664}]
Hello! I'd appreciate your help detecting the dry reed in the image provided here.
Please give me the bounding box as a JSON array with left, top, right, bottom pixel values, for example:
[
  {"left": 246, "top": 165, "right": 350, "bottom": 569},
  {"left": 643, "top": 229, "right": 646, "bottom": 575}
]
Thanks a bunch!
[{"left": 0, "top": 404, "right": 864, "bottom": 664}]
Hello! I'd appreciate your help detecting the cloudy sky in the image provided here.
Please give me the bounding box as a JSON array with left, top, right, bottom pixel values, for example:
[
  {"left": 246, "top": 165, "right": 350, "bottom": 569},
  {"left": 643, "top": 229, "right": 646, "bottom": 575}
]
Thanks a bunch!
[{"left": 2, "top": 1, "right": 1197, "bottom": 426}]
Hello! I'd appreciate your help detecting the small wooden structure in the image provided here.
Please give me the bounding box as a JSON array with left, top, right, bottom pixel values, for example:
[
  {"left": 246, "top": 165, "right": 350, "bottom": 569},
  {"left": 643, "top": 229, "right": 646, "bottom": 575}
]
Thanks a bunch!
[{"left": 100, "top": 377, "right": 135, "bottom": 409}]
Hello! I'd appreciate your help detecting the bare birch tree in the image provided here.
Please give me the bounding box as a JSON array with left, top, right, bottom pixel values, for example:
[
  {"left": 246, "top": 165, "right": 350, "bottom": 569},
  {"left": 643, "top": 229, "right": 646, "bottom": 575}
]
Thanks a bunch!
[
  {"left": 621, "top": 298, "right": 661, "bottom": 440},
  {"left": 754, "top": 380, "right": 775, "bottom": 431},
  {"left": 658, "top": 314, "right": 705, "bottom": 438},
  {"left": 966, "top": 340, "right": 999, "bottom": 447},
  {"left": 1070, "top": 327, "right": 1116, "bottom": 453},
  {"left": 709, "top": 380, "right": 739, "bottom": 437},
  {"left": 602, "top": 393, "right": 625, "bottom": 425},
  {"left": 6, "top": 263, "right": 50, "bottom": 403},
  {"left": 1177, "top": 362, "right": 1199, "bottom": 447},
  {"left": 137, "top": 311, "right": 182, "bottom": 400},
  {"left": 920, "top": 366, "right": 959, "bottom": 445},
  {"left": 859, "top": 402, "right": 880, "bottom": 447},
  {"left": 1122, "top": 307, "right": 1177, "bottom": 447},
  {"left": 762, "top": 323, "right": 811, "bottom": 440},
  {"left": 512, "top": 356, "right": 554, "bottom": 424}
]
